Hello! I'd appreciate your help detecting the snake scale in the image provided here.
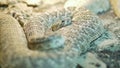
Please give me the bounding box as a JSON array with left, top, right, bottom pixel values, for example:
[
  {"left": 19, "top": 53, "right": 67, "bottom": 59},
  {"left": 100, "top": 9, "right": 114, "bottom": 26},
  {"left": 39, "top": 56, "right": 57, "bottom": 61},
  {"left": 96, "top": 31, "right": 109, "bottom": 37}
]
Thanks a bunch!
[{"left": 0, "top": 7, "right": 104, "bottom": 68}]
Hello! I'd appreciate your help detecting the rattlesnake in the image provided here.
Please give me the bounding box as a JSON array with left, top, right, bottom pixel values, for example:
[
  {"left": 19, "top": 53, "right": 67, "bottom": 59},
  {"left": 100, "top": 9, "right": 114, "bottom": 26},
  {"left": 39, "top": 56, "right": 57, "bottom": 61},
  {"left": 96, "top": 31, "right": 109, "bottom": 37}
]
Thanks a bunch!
[{"left": 0, "top": 7, "right": 105, "bottom": 68}]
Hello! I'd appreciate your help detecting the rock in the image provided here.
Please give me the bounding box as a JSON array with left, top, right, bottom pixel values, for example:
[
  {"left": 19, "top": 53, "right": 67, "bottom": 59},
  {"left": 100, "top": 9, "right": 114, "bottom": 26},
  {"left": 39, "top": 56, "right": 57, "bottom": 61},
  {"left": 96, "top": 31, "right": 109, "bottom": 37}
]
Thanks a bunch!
[
  {"left": 4, "top": 3, "right": 33, "bottom": 26},
  {"left": 24, "top": 0, "right": 42, "bottom": 6},
  {"left": 97, "top": 39, "right": 120, "bottom": 52},
  {"left": 77, "top": 52, "right": 106, "bottom": 68},
  {"left": 0, "top": 0, "right": 42, "bottom": 6},
  {"left": 64, "top": 0, "right": 110, "bottom": 14},
  {"left": 42, "top": 0, "right": 66, "bottom": 5},
  {"left": 0, "top": 0, "right": 17, "bottom": 5},
  {"left": 110, "top": 0, "right": 120, "bottom": 18}
]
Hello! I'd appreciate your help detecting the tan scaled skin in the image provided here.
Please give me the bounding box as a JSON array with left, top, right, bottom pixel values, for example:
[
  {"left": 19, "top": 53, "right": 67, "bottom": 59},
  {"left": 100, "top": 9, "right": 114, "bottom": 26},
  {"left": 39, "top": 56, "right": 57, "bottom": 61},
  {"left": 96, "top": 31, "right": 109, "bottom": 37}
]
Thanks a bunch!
[
  {"left": 0, "top": 13, "right": 76, "bottom": 68},
  {"left": 0, "top": 7, "right": 105, "bottom": 68}
]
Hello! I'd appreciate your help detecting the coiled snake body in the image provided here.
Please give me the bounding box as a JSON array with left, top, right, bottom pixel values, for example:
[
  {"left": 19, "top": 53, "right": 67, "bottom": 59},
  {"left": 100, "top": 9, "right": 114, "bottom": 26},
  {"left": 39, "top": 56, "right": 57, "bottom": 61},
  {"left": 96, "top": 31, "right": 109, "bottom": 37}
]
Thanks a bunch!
[{"left": 0, "top": 7, "right": 104, "bottom": 68}]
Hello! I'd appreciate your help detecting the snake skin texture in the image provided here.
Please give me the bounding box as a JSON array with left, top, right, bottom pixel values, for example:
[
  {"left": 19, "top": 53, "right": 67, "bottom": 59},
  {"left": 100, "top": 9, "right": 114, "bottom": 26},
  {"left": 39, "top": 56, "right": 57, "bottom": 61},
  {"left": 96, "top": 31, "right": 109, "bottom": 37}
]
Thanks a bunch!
[
  {"left": 0, "top": 7, "right": 104, "bottom": 68},
  {"left": 23, "top": 8, "right": 72, "bottom": 49},
  {"left": 0, "top": 13, "right": 76, "bottom": 68}
]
